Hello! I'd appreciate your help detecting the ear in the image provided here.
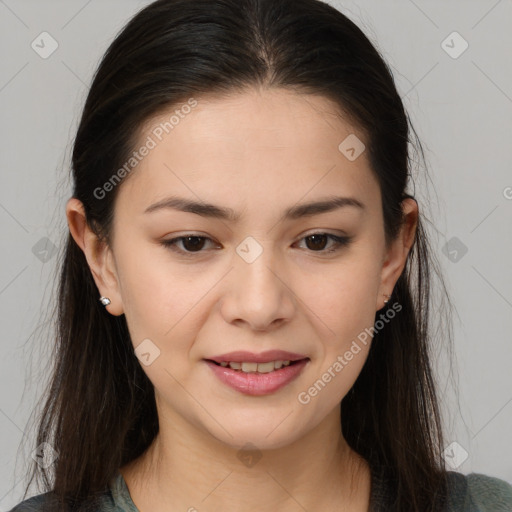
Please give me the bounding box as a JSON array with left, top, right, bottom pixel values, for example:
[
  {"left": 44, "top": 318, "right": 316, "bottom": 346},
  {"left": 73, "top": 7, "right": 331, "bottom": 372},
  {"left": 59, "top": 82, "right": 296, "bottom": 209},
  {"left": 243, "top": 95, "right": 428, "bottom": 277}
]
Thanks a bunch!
[
  {"left": 377, "top": 197, "right": 418, "bottom": 310},
  {"left": 65, "top": 197, "right": 124, "bottom": 316}
]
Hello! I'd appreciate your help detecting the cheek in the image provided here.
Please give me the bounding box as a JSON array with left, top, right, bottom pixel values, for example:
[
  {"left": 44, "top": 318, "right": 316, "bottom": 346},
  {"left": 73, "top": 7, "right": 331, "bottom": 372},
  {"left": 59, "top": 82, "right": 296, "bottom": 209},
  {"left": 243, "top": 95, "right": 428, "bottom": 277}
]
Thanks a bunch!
[
  {"left": 297, "top": 257, "right": 381, "bottom": 332},
  {"left": 115, "top": 242, "right": 232, "bottom": 373},
  {"left": 113, "top": 241, "right": 193, "bottom": 345}
]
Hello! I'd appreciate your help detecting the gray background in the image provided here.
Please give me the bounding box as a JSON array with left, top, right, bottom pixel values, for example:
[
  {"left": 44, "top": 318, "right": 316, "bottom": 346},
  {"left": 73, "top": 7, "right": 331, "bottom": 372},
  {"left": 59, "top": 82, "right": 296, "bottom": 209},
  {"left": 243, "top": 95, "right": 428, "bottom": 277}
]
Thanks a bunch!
[{"left": 1, "top": 0, "right": 511, "bottom": 508}]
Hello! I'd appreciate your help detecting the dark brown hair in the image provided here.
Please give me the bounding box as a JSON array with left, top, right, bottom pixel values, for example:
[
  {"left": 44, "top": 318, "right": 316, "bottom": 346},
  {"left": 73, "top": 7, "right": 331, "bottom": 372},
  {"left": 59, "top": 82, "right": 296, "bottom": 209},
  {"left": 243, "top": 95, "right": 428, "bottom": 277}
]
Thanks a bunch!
[{"left": 15, "top": 0, "right": 456, "bottom": 510}]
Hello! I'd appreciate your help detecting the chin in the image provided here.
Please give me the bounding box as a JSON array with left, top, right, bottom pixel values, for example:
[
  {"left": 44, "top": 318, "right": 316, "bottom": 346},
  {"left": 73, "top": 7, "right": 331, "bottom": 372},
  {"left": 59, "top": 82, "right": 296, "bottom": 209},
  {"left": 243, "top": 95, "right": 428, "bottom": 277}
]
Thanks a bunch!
[{"left": 203, "top": 417, "right": 307, "bottom": 453}]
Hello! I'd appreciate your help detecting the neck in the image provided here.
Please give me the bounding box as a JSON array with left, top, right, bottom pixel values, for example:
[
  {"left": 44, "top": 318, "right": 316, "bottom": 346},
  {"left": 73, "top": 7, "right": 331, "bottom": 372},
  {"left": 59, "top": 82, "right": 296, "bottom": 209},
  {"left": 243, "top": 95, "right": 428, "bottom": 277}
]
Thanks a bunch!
[{"left": 120, "top": 405, "right": 371, "bottom": 512}]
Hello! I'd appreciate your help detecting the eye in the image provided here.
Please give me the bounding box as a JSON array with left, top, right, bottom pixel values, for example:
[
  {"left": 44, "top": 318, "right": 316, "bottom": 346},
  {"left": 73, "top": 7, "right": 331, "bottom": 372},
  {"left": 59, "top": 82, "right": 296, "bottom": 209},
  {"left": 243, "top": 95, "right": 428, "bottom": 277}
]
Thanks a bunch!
[
  {"left": 160, "top": 235, "right": 217, "bottom": 254},
  {"left": 160, "top": 232, "right": 352, "bottom": 256},
  {"left": 295, "top": 232, "right": 352, "bottom": 254}
]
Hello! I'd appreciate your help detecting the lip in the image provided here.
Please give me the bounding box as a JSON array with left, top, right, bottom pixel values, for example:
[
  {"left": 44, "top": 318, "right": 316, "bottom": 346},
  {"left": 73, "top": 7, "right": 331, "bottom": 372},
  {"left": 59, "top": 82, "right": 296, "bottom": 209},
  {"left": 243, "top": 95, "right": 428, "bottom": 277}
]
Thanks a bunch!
[
  {"left": 205, "top": 358, "right": 309, "bottom": 396},
  {"left": 207, "top": 350, "right": 308, "bottom": 364}
]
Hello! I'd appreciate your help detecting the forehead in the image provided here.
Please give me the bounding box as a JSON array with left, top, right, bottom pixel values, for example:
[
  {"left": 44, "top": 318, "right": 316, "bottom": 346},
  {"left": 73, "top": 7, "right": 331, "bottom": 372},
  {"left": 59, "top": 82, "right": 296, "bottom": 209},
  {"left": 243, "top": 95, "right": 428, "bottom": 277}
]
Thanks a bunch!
[
  {"left": 116, "top": 88, "right": 379, "bottom": 220},
  {"left": 144, "top": 87, "right": 358, "bottom": 153}
]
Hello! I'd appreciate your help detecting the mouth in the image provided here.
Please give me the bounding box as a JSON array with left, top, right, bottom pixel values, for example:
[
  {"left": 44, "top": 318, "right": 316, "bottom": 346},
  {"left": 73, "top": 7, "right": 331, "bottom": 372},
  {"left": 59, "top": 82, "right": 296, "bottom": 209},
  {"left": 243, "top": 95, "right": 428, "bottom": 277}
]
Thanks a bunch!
[
  {"left": 205, "top": 358, "right": 309, "bottom": 374},
  {"left": 204, "top": 357, "right": 310, "bottom": 396}
]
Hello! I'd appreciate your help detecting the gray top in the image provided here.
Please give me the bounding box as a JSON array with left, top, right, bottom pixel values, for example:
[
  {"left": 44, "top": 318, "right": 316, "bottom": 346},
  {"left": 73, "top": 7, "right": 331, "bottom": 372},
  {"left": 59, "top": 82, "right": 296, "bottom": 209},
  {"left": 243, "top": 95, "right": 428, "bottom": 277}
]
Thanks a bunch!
[{"left": 8, "top": 466, "right": 512, "bottom": 511}]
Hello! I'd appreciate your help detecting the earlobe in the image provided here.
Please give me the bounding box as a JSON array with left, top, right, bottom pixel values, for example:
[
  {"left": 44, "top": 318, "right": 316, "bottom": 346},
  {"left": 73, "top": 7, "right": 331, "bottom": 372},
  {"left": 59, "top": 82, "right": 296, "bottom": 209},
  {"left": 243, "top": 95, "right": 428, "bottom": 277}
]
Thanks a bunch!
[{"left": 65, "top": 197, "right": 124, "bottom": 316}]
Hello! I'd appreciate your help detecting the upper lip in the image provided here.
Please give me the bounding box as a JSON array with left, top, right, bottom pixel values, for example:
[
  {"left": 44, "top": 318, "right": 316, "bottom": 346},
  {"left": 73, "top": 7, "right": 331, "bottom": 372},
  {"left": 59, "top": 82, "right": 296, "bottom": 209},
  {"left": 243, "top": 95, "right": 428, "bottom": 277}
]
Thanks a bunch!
[{"left": 206, "top": 350, "right": 309, "bottom": 364}]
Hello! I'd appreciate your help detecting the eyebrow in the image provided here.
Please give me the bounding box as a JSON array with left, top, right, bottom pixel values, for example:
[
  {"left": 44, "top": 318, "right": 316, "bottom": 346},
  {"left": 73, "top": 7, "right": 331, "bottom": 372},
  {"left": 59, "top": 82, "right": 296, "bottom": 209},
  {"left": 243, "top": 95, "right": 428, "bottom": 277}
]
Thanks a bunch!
[{"left": 144, "top": 195, "right": 365, "bottom": 222}]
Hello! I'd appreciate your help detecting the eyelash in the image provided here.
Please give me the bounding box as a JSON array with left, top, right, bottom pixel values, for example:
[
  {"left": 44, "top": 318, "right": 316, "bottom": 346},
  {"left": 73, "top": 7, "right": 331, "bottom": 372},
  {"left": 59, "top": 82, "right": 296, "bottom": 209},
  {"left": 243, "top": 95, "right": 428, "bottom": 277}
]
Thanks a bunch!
[{"left": 160, "top": 232, "right": 352, "bottom": 257}]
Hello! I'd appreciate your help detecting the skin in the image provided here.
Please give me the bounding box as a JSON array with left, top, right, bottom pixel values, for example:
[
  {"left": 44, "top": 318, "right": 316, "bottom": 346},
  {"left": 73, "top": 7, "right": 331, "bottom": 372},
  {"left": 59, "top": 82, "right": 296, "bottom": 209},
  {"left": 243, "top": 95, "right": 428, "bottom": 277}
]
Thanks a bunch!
[{"left": 66, "top": 87, "right": 418, "bottom": 512}]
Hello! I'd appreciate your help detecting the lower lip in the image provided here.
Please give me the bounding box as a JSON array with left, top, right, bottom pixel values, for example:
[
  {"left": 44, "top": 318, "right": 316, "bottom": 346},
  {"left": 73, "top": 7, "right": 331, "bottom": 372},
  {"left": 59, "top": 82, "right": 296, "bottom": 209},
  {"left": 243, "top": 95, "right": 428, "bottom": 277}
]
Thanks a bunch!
[{"left": 205, "top": 359, "right": 309, "bottom": 396}]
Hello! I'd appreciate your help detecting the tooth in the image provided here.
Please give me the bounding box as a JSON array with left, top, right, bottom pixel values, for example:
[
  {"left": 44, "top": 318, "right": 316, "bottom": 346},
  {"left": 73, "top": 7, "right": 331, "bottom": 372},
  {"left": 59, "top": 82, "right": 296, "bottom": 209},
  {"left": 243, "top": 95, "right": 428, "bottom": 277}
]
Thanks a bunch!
[
  {"left": 241, "top": 362, "right": 258, "bottom": 372},
  {"left": 257, "top": 361, "right": 275, "bottom": 373},
  {"left": 224, "top": 360, "right": 295, "bottom": 372}
]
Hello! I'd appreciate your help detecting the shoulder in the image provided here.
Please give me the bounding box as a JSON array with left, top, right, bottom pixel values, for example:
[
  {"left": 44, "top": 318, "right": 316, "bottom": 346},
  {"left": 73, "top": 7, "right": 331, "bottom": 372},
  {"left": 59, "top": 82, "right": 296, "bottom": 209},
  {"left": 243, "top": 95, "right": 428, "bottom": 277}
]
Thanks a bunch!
[
  {"left": 466, "top": 473, "right": 512, "bottom": 510},
  {"left": 7, "top": 488, "right": 119, "bottom": 512},
  {"left": 445, "top": 471, "right": 512, "bottom": 511},
  {"left": 7, "top": 492, "right": 52, "bottom": 512}
]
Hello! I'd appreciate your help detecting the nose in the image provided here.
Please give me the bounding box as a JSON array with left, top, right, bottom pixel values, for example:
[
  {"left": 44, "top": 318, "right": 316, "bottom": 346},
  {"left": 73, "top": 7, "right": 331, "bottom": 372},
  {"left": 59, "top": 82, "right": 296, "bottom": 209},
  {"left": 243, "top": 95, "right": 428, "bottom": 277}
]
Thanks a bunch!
[{"left": 219, "top": 244, "right": 296, "bottom": 332}]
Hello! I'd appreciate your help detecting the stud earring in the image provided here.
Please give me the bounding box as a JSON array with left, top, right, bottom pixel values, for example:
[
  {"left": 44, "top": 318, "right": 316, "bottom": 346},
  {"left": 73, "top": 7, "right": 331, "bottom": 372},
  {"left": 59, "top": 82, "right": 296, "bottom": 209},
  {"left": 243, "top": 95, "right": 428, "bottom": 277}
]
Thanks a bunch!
[
  {"left": 383, "top": 294, "right": 392, "bottom": 304},
  {"left": 99, "top": 296, "right": 111, "bottom": 306}
]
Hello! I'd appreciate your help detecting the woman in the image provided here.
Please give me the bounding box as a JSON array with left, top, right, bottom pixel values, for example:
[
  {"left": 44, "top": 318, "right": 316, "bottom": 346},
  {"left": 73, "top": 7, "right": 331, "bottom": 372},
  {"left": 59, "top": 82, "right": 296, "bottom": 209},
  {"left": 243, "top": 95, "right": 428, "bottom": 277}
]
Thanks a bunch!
[{"left": 9, "top": 0, "right": 512, "bottom": 511}]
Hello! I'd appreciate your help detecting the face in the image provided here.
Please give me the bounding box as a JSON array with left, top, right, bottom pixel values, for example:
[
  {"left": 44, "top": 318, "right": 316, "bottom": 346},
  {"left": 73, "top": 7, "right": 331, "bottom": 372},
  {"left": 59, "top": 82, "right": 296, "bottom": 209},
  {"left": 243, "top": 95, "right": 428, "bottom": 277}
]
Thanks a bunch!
[{"left": 69, "top": 88, "right": 415, "bottom": 451}]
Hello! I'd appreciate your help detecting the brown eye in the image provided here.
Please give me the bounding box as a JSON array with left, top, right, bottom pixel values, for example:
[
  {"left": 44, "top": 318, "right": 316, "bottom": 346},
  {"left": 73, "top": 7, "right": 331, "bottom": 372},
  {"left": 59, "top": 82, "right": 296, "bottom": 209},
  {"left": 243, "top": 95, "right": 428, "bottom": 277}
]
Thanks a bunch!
[
  {"left": 179, "top": 236, "right": 207, "bottom": 252},
  {"left": 161, "top": 235, "right": 216, "bottom": 254},
  {"left": 296, "top": 233, "right": 352, "bottom": 254},
  {"left": 304, "top": 234, "right": 329, "bottom": 251}
]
